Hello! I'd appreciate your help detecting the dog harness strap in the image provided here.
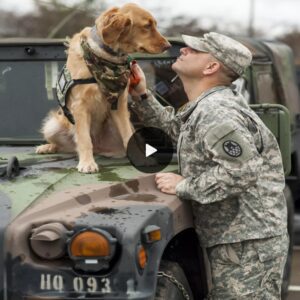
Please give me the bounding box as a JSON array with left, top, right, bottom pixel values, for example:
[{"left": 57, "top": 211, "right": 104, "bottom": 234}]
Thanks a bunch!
[
  {"left": 80, "top": 38, "right": 131, "bottom": 110},
  {"left": 73, "top": 78, "right": 97, "bottom": 85},
  {"left": 55, "top": 65, "right": 97, "bottom": 125}
]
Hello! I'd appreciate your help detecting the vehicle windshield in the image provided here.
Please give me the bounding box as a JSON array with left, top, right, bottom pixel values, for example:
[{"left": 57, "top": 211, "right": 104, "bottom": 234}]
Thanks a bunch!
[
  {"left": 0, "top": 45, "right": 188, "bottom": 143},
  {"left": 0, "top": 60, "right": 64, "bottom": 142}
]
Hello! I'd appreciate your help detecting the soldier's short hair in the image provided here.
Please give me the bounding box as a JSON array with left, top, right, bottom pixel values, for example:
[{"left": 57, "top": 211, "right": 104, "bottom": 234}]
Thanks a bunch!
[{"left": 220, "top": 62, "right": 240, "bottom": 83}]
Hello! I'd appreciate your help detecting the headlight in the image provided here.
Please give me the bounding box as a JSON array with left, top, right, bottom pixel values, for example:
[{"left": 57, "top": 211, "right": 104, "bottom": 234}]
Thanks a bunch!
[
  {"left": 30, "top": 223, "right": 68, "bottom": 260},
  {"left": 70, "top": 230, "right": 111, "bottom": 257},
  {"left": 68, "top": 228, "right": 117, "bottom": 272}
]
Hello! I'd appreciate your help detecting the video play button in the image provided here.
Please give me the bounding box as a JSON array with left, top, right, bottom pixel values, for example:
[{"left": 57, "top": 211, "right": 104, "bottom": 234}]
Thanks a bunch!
[
  {"left": 127, "top": 127, "right": 174, "bottom": 173},
  {"left": 145, "top": 144, "right": 157, "bottom": 157}
]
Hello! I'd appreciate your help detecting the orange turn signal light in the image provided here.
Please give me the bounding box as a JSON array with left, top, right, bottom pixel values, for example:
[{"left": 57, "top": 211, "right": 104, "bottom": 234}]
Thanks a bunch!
[
  {"left": 147, "top": 229, "right": 161, "bottom": 242},
  {"left": 142, "top": 225, "right": 162, "bottom": 243},
  {"left": 137, "top": 245, "right": 147, "bottom": 269},
  {"left": 70, "top": 231, "right": 110, "bottom": 257}
]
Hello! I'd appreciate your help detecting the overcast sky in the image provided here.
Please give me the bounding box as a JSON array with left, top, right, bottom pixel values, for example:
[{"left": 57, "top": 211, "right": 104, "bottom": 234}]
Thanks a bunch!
[{"left": 0, "top": 0, "right": 299, "bottom": 37}]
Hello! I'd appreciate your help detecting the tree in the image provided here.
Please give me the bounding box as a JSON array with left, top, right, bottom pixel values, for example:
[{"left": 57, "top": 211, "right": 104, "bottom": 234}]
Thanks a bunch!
[
  {"left": 0, "top": 0, "right": 107, "bottom": 38},
  {"left": 161, "top": 16, "right": 210, "bottom": 37}
]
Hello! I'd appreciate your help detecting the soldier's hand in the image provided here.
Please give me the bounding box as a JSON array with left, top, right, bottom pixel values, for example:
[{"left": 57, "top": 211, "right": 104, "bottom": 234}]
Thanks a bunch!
[
  {"left": 155, "top": 172, "right": 184, "bottom": 195},
  {"left": 129, "top": 61, "right": 147, "bottom": 98}
]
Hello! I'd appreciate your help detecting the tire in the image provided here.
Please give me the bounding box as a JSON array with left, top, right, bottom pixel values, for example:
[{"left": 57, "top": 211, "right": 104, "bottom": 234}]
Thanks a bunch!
[
  {"left": 155, "top": 260, "right": 193, "bottom": 300},
  {"left": 281, "top": 186, "right": 295, "bottom": 299}
]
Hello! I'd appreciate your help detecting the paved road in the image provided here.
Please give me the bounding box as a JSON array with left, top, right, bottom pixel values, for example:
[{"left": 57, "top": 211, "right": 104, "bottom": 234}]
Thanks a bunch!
[{"left": 287, "top": 246, "right": 300, "bottom": 300}]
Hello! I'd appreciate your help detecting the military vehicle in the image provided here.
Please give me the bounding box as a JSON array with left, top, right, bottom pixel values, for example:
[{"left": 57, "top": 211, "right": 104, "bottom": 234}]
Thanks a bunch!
[{"left": 0, "top": 37, "right": 299, "bottom": 299}]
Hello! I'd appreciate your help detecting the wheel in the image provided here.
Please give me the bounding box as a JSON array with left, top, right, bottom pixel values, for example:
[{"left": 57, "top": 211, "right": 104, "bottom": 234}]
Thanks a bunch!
[
  {"left": 281, "top": 186, "right": 295, "bottom": 299},
  {"left": 155, "top": 260, "right": 193, "bottom": 300}
]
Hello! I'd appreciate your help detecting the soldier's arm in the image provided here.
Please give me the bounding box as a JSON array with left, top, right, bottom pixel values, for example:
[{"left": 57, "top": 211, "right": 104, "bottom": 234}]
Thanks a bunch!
[
  {"left": 129, "top": 62, "right": 181, "bottom": 142},
  {"left": 176, "top": 120, "right": 263, "bottom": 204},
  {"left": 130, "top": 93, "right": 182, "bottom": 142}
]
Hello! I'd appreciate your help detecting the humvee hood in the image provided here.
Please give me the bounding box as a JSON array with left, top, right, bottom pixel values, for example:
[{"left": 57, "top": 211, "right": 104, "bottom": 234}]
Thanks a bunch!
[{"left": 0, "top": 147, "right": 177, "bottom": 220}]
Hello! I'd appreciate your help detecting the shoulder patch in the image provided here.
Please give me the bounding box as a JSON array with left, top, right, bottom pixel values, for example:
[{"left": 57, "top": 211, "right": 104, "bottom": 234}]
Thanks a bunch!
[{"left": 223, "top": 140, "right": 242, "bottom": 157}]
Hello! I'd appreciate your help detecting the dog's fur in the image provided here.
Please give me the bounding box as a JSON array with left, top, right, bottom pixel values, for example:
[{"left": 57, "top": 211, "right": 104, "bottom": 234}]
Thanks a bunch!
[{"left": 36, "top": 3, "right": 170, "bottom": 173}]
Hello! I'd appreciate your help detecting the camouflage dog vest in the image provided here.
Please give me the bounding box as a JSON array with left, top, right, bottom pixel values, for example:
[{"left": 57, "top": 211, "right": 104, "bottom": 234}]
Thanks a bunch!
[
  {"left": 81, "top": 38, "right": 131, "bottom": 109},
  {"left": 55, "top": 36, "right": 131, "bottom": 124}
]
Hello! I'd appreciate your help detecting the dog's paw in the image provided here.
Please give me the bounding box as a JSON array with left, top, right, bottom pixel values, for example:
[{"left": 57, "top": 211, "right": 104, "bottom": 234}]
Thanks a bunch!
[
  {"left": 77, "top": 160, "right": 99, "bottom": 173},
  {"left": 36, "top": 144, "right": 57, "bottom": 154}
]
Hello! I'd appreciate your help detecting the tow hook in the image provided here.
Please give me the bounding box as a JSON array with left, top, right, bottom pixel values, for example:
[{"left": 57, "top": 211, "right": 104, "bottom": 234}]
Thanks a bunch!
[{"left": 0, "top": 156, "right": 21, "bottom": 179}]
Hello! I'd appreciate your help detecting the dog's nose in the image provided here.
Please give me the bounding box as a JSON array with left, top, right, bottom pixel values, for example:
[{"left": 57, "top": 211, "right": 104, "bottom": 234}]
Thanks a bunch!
[{"left": 163, "top": 42, "right": 171, "bottom": 51}]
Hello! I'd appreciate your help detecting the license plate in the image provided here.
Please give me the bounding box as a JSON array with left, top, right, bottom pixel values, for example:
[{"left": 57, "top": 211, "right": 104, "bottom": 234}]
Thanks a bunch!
[{"left": 40, "top": 273, "right": 111, "bottom": 293}]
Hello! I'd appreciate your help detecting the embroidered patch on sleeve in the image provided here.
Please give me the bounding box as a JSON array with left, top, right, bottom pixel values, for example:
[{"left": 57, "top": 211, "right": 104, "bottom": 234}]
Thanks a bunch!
[
  {"left": 223, "top": 140, "right": 242, "bottom": 157},
  {"left": 204, "top": 121, "right": 254, "bottom": 162}
]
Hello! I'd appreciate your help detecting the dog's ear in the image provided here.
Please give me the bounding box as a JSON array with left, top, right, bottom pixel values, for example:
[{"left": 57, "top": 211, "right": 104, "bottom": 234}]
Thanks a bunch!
[{"left": 99, "top": 8, "right": 132, "bottom": 44}]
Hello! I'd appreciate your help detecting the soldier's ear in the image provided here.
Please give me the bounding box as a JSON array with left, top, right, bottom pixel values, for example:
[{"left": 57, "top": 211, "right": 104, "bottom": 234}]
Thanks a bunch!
[
  {"left": 97, "top": 7, "right": 132, "bottom": 45},
  {"left": 203, "top": 61, "right": 220, "bottom": 75}
]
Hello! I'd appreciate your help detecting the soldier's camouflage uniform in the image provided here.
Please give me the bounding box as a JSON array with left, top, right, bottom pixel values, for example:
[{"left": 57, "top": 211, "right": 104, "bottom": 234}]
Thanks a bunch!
[{"left": 130, "top": 33, "right": 289, "bottom": 299}]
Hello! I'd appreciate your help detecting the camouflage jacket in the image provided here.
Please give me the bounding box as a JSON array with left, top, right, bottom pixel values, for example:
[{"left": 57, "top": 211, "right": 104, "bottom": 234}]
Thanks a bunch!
[{"left": 130, "top": 86, "right": 287, "bottom": 247}]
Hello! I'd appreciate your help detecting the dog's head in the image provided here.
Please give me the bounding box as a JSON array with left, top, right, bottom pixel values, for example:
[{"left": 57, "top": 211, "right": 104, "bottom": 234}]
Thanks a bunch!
[{"left": 95, "top": 3, "right": 171, "bottom": 54}]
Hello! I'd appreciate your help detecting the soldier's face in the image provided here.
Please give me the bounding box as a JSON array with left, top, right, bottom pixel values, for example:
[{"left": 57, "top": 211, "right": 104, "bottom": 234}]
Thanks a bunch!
[{"left": 172, "top": 47, "right": 214, "bottom": 79}]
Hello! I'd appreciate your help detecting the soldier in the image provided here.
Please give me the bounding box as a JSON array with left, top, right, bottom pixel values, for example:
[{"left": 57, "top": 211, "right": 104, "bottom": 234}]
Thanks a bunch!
[{"left": 129, "top": 32, "right": 289, "bottom": 299}]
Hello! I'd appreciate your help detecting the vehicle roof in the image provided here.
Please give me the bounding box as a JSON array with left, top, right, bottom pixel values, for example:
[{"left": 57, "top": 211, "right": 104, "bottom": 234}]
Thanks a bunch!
[
  {"left": 0, "top": 36, "right": 276, "bottom": 59},
  {"left": 0, "top": 38, "right": 65, "bottom": 46},
  {"left": 0, "top": 36, "right": 289, "bottom": 60}
]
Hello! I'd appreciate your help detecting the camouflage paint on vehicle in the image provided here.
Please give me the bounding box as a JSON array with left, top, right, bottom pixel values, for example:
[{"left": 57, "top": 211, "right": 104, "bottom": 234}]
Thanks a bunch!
[
  {"left": 5, "top": 174, "right": 194, "bottom": 299},
  {"left": 0, "top": 150, "right": 178, "bottom": 219}
]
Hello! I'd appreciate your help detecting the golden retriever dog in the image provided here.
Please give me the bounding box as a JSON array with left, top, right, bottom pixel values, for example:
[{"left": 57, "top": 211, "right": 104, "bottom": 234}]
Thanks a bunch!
[{"left": 36, "top": 3, "right": 170, "bottom": 173}]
